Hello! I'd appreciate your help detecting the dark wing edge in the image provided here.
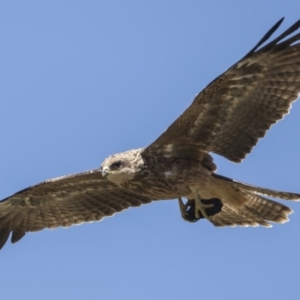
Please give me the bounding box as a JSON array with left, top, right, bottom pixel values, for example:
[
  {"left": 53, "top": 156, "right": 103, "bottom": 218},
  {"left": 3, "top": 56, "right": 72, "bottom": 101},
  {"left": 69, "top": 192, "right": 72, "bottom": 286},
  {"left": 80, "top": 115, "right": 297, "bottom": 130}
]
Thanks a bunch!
[
  {"left": 0, "top": 169, "right": 152, "bottom": 249},
  {"left": 144, "top": 18, "right": 300, "bottom": 163}
]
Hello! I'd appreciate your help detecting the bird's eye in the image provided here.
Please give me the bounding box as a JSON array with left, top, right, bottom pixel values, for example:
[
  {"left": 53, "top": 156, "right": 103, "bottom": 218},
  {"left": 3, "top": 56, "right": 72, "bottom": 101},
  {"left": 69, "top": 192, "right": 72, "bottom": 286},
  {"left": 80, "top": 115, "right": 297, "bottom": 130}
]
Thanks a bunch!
[{"left": 110, "top": 161, "right": 122, "bottom": 170}]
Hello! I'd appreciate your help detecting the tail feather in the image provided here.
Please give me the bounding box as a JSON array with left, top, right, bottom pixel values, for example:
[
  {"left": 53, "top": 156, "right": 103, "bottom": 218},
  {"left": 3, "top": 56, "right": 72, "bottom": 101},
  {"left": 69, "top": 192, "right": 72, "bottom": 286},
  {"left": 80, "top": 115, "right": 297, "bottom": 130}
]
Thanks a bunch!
[
  {"left": 233, "top": 181, "right": 300, "bottom": 201},
  {"left": 212, "top": 173, "right": 300, "bottom": 200},
  {"left": 211, "top": 204, "right": 271, "bottom": 227},
  {"left": 210, "top": 173, "right": 296, "bottom": 227},
  {"left": 244, "top": 194, "right": 292, "bottom": 223}
]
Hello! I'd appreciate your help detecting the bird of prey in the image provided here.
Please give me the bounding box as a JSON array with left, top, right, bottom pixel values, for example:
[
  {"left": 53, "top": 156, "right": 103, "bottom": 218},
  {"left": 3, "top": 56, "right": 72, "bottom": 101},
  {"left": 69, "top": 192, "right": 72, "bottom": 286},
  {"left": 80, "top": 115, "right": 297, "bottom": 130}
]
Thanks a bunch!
[{"left": 0, "top": 18, "right": 300, "bottom": 250}]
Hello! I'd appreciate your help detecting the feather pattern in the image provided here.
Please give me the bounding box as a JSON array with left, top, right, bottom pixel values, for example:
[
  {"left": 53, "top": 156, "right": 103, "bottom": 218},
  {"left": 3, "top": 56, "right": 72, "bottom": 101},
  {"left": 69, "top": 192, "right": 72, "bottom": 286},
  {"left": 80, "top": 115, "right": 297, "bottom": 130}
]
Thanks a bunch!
[
  {"left": 0, "top": 169, "right": 152, "bottom": 249},
  {"left": 145, "top": 18, "right": 300, "bottom": 162},
  {"left": 0, "top": 18, "right": 300, "bottom": 250}
]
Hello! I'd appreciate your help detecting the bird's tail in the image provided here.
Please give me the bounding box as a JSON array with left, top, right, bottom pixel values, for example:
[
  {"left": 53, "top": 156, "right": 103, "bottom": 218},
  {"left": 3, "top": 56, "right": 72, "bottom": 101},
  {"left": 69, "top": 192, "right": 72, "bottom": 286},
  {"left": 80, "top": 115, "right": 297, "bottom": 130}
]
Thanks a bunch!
[{"left": 208, "top": 173, "right": 300, "bottom": 227}]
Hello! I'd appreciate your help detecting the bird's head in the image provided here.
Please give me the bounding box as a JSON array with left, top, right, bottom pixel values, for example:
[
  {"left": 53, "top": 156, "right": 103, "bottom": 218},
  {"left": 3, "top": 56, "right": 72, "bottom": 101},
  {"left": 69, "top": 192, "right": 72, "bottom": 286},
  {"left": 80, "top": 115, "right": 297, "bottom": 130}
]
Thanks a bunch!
[{"left": 101, "top": 148, "right": 145, "bottom": 185}]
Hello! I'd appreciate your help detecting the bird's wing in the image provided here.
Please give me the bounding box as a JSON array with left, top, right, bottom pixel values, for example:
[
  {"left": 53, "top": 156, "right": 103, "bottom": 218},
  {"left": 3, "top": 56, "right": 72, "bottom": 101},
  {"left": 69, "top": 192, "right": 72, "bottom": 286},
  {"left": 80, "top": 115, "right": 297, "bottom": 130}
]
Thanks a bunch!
[
  {"left": 0, "top": 169, "right": 152, "bottom": 249},
  {"left": 145, "top": 18, "right": 300, "bottom": 162}
]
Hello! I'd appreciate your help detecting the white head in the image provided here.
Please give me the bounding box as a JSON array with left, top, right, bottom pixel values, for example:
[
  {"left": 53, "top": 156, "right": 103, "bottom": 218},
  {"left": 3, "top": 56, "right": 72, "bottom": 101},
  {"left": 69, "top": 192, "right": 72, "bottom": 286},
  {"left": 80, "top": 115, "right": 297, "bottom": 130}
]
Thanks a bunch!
[{"left": 101, "top": 148, "right": 145, "bottom": 185}]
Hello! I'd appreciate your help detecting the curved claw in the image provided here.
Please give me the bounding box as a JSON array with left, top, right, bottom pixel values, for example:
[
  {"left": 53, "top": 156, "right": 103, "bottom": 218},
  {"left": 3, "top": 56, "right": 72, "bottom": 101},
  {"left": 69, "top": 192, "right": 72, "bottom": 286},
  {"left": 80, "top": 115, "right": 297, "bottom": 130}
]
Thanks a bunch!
[
  {"left": 178, "top": 197, "right": 223, "bottom": 223},
  {"left": 195, "top": 195, "right": 213, "bottom": 220},
  {"left": 178, "top": 198, "right": 199, "bottom": 222}
]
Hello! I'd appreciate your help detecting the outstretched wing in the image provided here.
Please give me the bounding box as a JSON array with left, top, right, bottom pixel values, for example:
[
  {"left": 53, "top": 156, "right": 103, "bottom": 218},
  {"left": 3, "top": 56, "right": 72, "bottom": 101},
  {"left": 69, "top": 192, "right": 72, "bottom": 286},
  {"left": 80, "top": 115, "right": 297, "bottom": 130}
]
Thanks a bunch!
[
  {"left": 0, "top": 169, "right": 152, "bottom": 249},
  {"left": 145, "top": 18, "right": 300, "bottom": 162}
]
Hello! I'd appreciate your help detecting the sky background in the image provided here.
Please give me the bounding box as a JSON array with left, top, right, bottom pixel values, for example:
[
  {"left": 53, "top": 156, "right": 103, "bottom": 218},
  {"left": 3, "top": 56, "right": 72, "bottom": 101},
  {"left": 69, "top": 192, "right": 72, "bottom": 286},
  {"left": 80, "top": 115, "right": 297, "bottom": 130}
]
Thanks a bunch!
[{"left": 1, "top": 1, "right": 300, "bottom": 299}]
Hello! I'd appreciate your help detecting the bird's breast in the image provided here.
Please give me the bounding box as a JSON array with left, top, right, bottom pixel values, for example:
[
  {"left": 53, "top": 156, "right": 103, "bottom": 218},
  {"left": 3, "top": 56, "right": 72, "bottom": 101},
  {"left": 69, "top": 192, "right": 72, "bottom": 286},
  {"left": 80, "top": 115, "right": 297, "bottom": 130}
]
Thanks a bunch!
[{"left": 121, "top": 158, "right": 212, "bottom": 200}]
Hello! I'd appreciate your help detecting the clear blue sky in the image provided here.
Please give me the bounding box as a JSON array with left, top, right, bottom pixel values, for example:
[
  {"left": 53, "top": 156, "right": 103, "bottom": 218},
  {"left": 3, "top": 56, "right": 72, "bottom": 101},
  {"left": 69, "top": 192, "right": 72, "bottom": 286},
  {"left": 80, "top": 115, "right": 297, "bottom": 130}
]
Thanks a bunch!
[{"left": 1, "top": 1, "right": 300, "bottom": 299}]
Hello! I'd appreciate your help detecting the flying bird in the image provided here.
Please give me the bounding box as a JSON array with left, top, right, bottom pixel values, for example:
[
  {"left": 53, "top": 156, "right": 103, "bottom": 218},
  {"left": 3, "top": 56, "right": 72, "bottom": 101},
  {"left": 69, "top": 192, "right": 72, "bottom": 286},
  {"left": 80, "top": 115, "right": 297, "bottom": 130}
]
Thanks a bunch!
[{"left": 1, "top": 18, "right": 300, "bottom": 250}]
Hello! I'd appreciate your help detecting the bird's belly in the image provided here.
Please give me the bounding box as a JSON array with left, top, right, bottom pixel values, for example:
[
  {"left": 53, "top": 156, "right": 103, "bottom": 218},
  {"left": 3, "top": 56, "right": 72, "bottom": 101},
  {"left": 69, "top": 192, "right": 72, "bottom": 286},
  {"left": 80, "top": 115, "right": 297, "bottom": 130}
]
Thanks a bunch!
[{"left": 125, "top": 164, "right": 212, "bottom": 200}]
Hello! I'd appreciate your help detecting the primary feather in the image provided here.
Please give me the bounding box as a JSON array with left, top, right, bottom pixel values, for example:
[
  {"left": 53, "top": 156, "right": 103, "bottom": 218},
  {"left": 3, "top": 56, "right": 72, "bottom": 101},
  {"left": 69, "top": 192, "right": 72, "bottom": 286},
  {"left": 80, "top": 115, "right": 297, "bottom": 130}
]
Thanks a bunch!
[{"left": 0, "top": 18, "right": 300, "bottom": 250}]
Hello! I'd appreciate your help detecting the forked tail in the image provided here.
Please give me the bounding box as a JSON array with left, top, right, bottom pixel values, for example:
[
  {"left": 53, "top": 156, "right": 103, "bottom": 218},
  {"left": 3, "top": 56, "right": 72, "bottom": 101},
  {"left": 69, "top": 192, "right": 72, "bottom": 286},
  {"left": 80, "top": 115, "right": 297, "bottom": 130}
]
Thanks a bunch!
[{"left": 209, "top": 173, "right": 300, "bottom": 227}]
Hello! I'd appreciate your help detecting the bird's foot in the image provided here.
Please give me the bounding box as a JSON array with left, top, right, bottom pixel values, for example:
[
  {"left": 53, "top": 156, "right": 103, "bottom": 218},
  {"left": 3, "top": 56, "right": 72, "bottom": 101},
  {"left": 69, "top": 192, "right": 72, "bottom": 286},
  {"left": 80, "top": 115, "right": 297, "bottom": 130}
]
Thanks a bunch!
[
  {"left": 195, "top": 195, "right": 214, "bottom": 220},
  {"left": 178, "top": 197, "right": 223, "bottom": 223},
  {"left": 178, "top": 198, "right": 198, "bottom": 222}
]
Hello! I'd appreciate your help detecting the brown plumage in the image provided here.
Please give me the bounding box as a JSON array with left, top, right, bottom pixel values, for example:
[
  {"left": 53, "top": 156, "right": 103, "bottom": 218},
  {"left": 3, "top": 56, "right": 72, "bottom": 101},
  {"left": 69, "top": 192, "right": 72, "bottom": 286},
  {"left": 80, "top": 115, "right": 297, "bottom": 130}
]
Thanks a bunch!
[
  {"left": 146, "top": 18, "right": 300, "bottom": 162},
  {"left": 0, "top": 18, "right": 300, "bottom": 250},
  {"left": 0, "top": 169, "right": 152, "bottom": 248}
]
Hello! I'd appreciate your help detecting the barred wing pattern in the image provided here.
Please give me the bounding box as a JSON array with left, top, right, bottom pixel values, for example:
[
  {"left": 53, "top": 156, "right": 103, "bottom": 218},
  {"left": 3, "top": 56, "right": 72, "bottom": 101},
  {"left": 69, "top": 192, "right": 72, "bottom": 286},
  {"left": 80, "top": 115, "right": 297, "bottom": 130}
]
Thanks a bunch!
[
  {"left": 1, "top": 18, "right": 300, "bottom": 250},
  {"left": 0, "top": 169, "right": 152, "bottom": 249},
  {"left": 146, "top": 18, "right": 300, "bottom": 162}
]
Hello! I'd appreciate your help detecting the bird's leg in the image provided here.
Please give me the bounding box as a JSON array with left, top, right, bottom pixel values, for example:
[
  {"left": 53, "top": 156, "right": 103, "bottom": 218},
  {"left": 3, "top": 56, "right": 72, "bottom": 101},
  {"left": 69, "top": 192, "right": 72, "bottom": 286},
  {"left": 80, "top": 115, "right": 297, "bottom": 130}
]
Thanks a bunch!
[
  {"left": 178, "top": 197, "right": 186, "bottom": 216},
  {"left": 178, "top": 197, "right": 198, "bottom": 222},
  {"left": 178, "top": 196, "right": 223, "bottom": 222},
  {"left": 194, "top": 195, "right": 215, "bottom": 221}
]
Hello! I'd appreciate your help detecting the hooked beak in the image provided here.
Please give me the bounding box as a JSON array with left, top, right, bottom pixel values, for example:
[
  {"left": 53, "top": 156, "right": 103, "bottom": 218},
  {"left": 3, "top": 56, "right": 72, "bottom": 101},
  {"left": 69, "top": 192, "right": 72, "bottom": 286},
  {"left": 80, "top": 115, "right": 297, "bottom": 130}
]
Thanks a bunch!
[{"left": 101, "top": 166, "right": 110, "bottom": 179}]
